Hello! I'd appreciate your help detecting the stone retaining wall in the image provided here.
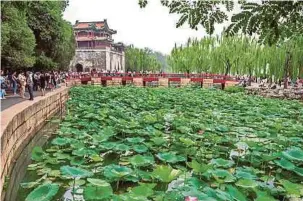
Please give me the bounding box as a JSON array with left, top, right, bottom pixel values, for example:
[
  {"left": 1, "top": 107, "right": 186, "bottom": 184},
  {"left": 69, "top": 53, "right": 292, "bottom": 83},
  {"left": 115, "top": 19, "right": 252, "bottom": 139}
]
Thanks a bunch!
[{"left": 0, "top": 87, "right": 69, "bottom": 200}]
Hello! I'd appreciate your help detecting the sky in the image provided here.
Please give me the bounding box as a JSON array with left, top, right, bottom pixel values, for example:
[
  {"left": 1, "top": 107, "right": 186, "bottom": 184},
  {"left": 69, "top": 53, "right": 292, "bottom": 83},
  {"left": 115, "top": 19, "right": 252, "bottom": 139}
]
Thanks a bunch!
[{"left": 63, "top": 0, "right": 235, "bottom": 54}]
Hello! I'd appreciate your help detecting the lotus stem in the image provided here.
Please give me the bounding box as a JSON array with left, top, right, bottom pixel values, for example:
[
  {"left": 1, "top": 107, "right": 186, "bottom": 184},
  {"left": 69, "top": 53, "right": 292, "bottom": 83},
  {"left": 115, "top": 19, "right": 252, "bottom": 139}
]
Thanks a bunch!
[{"left": 72, "top": 177, "right": 76, "bottom": 201}]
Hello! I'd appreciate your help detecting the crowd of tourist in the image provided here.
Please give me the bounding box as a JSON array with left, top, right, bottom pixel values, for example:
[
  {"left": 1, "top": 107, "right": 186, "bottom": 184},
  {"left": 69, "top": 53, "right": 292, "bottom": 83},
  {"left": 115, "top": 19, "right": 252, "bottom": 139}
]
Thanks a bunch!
[{"left": 0, "top": 70, "right": 68, "bottom": 100}]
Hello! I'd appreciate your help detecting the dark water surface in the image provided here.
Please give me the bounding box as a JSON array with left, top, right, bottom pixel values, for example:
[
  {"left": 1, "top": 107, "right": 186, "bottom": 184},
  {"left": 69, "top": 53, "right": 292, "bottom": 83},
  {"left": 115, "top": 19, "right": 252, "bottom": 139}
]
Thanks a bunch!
[{"left": 4, "top": 115, "right": 61, "bottom": 201}]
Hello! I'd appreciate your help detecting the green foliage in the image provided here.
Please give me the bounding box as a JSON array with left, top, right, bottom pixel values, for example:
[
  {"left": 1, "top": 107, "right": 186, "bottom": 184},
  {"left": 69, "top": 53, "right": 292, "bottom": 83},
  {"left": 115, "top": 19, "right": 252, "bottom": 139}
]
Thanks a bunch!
[
  {"left": 20, "top": 87, "right": 303, "bottom": 200},
  {"left": 139, "top": 1, "right": 303, "bottom": 45},
  {"left": 25, "top": 183, "right": 59, "bottom": 201},
  {"left": 224, "top": 86, "right": 245, "bottom": 93},
  {"left": 125, "top": 45, "right": 164, "bottom": 72},
  {"left": 1, "top": 1, "right": 75, "bottom": 71},
  {"left": 1, "top": 3, "right": 36, "bottom": 69},
  {"left": 168, "top": 36, "right": 303, "bottom": 79}
]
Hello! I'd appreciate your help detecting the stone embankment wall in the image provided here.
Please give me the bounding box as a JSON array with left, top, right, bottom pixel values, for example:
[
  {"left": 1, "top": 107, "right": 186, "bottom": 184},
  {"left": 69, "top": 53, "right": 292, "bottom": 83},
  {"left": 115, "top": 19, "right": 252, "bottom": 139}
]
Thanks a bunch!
[
  {"left": 246, "top": 87, "right": 303, "bottom": 100},
  {"left": 0, "top": 87, "right": 69, "bottom": 200}
]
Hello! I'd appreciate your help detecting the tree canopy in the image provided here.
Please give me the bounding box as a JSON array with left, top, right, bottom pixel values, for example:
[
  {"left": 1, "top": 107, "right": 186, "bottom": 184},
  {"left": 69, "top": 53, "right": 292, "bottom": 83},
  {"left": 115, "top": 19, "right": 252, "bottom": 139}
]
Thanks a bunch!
[
  {"left": 168, "top": 36, "right": 303, "bottom": 80},
  {"left": 125, "top": 45, "right": 165, "bottom": 72},
  {"left": 1, "top": 1, "right": 75, "bottom": 71},
  {"left": 139, "top": 0, "right": 303, "bottom": 45}
]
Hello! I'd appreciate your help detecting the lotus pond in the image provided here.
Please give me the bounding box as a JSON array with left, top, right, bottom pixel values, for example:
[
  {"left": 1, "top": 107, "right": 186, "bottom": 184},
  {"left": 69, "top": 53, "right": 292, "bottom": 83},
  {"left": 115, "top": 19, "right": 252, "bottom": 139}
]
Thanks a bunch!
[{"left": 18, "top": 86, "right": 303, "bottom": 201}]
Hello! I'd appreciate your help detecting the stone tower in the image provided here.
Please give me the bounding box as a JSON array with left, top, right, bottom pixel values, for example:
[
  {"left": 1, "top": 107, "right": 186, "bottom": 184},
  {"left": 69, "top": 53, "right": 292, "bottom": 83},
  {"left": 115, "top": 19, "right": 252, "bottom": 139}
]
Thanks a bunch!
[{"left": 70, "top": 19, "right": 125, "bottom": 72}]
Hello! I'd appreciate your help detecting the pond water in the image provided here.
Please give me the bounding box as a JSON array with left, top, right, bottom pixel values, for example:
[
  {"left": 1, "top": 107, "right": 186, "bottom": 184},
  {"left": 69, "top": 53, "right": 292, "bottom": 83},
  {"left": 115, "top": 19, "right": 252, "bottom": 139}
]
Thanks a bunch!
[{"left": 5, "top": 115, "right": 61, "bottom": 201}]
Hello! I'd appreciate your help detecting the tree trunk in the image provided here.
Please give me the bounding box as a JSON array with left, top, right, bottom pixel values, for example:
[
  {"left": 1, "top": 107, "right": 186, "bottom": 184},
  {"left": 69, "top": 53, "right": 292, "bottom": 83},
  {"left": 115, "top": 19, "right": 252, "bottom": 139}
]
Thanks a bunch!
[{"left": 283, "top": 51, "right": 291, "bottom": 89}]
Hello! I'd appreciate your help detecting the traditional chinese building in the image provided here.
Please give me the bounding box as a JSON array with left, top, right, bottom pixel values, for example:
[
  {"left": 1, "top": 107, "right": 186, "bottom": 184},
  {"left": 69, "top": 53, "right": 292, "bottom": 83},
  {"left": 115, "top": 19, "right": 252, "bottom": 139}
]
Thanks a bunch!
[{"left": 70, "top": 19, "right": 125, "bottom": 72}]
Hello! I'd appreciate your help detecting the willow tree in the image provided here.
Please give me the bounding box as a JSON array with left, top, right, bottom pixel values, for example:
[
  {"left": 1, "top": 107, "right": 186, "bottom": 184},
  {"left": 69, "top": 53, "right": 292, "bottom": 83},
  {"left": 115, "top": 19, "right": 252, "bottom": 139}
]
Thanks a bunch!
[{"left": 167, "top": 36, "right": 302, "bottom": 83}]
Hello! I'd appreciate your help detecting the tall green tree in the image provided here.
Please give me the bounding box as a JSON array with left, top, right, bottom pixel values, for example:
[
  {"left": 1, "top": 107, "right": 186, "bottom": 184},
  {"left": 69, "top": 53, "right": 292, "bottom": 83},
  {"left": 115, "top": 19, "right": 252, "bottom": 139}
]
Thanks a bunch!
[
  {"left": 1, "top": 2, "right": 36, "bottom": 69},
  {"left": 125, "top": 45, "right": 163, "bottom": 72},
  {"left": 1, "top": 0, "right": 75, "bottom": 71}
]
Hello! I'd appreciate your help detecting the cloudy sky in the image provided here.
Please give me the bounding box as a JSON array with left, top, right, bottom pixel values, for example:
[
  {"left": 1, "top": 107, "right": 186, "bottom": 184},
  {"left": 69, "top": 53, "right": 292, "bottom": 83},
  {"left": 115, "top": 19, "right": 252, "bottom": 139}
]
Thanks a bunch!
[{"left": 64, "top": 0, "right": 235, "bottom": 54}]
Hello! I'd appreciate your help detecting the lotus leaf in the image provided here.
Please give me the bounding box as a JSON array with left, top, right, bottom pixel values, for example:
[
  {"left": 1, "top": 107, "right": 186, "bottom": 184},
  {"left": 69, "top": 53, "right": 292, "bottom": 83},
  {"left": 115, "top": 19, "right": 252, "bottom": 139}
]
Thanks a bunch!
[
  {"left": 126, "top": 137, "right": 145, "bottom": 143},
  {"left": 226, "top": 185, "right": 247, "bottom": 201},
  {"left": 60, "top": 166, "right": 93, "bottom": 179},
  {"left": 114, "top": 144, "right": 130, "bottom": 152},
  {"left": 103, "top": 164, "right": 133, "bottom": 179},
  {"left": 129, "top": 155, "right": 154, "bottom": 167},
  {"left": 255, "top": 191, "right": 276, "bottom": 201},
  {"left": 282, "top": 147, "right": 303, "bottom": 161},
  {"left": 68, "top": 179, "right": 86, "bottom": 186},
  {"left": 25, "top": 183, "right": 59, "bottom": 201},
  {"left": 84, "top": 185, "right": 113, "bottom": 200},
  {"left": 133, "top": 144, "right": 149, "bottom": 153},
  {"left": 156, "top": 152, "right": 186, "bottom": 163},
  {"left": 152, "top": 165, "right": 181, "bottom": 183},
  {"left": 31, "top": 146, "right": 45, "bottom": 162},
  {"left": 211, "top": 158, "right": 235, "bottom": 168},
  {"left": 188, "top": 160, "right": 212, "bottom": 173},
  {"left": 51, "top": 137, "right": 69, "bottom": 146},
  {"left": 236, "top": 179, "right": 258, "bottom": 188},
  {"left": 280, "top": 179, "right": 303, "bottom": 197},
  {"left": 130, "top": 183, "right": 156, "bottom": 197},
  {"left": 211, "top": 169, "right": 236, "bottom": 183},
  {"left": 87, "top": 178, "right": 110, "bottom": 186},
  {"left": 274, "top": 158, "right": 295, "bottom": 170}
]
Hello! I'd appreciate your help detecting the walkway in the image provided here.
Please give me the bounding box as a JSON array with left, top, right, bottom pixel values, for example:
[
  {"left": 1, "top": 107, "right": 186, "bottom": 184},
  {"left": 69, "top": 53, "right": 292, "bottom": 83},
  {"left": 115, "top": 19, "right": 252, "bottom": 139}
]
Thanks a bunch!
[{"left": 1, "top": 89, "right": 53, "bottom": 111}]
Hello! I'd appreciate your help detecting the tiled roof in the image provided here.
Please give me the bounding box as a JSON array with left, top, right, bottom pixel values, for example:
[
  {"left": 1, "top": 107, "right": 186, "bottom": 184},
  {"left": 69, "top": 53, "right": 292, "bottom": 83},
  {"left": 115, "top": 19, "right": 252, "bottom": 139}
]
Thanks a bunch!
[{"left": 74, "top": 22, "right": 104, "bottom": 29}]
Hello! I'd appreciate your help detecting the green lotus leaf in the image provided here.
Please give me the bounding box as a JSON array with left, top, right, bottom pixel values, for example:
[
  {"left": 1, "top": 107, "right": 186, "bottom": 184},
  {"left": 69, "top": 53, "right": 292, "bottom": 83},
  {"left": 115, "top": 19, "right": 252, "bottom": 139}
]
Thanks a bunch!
[
  {"left": 274, "top": 158, "right": 295, "bottom": 170},
  {"left": 84, "top": 185, "right": 113, "bottom": 201},
  {"left": 130, "top": 183, "right": 156, "bottom": 197},
  {"left": 236, "top": 179, "right": 258, "bottom": 188},
  {"left": 53, "top": 152, "right": 71, "bottom": 160},
  {"left": 187, "top": 160, "right": 212, "bottom": 173},
  {"left": 21, "top": 181, "right": 40, "bottom": 189},
  {"left": 51, "top": 137, "right": 69, "bottom": 146},
  {"left": 126, "top": 137, "right": 145, "bottom": 143},
  {"left": 60, "top": 166, "right": 93, "bottom": 179},
  {"left": 255, "top": 191, "right": 276, "bottom": 201},
  {"left": 129, "top": 155, "right": 154, "bottom": 167},
  {"left": 136, "top": 170, "right": 152, "bottom": 181},
  {"left": 101, "top": 126, "right": 116, "bottom": 136},
  {"left": 87, "top": 178, "right": 110, "bottom": 187},
  {"left": 293, "top": 167, "right": 303, "bottom": 176},
  {"left": 92, "top": 134, "right": 110, "bottom": 143},
  {"left": 216, "top": 125, "right": 229, "bottom": 132},
  {"left": 152, "top": 165, "right": 181, "bottom": 183},
  {"left": 280, "top": 179, "right": 303, "bottom": 196},
  {"left": 235, "top": 169, "right": 257, "bottom": 180},
  {"left": 211, "top": 169, "right": 235, "bottom": 183},
  {"left": 226, "top": 185, "right": 247, "bottom": 201},
  {"left": 179, "top": 137, "right": 195, "bottom": 146},
  {"left": 211, "top": 158, "right": 235, "bottom": 168},
  {"left": 156, "top": 152, "right": 186, "bottom": 163},
  {"left": 70, "top": 156, "right": 85, "bottom": 166},
  {"left": 25, "top": 183, "right": 59, "bottom": 201},
  {"left": 103, "top": 164, "right": 133, "bottom": 179},
  {"left": 31, "top": 146, "right": 45, "bottom": 162},
  {"left": 68, "top": 179, "right": 86, "bottom": 186},
  {"left": 133, "top": 144, "right": 149, "bottom": 153},
  {"left": 72, "top": 148, "right": 97, "bottom": 156},
  {"left": 282, "top": 147, "right": 303, "bottom": 161},
  {"left": 114, "top": 144, "right": 130, "bottom": 152},
  {"left": 99, "top": 142, "right": 117, "bottom": 150},
  {"left": 150, "top": 137, "right": 167, "bottom": 145},
  {"left": 49, "top": 170, "right": 60, "bottom": 177},
  {"left": 89, "top": 154, "right": 103, "bottom": 162}
]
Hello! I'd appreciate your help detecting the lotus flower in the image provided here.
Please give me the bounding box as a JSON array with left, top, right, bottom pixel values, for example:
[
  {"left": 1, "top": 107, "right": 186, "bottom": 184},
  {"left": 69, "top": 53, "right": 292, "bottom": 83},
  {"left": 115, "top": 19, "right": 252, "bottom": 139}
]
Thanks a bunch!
[{"left": 185, "top": 196, "right": 198, "bottom": 201}]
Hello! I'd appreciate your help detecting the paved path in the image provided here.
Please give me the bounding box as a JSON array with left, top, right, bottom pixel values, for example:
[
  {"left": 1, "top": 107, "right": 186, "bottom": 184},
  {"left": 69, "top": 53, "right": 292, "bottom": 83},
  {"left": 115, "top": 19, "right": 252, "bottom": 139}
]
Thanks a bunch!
[{"left": 1, "top": 89, "right": 53, "bottom": 111}]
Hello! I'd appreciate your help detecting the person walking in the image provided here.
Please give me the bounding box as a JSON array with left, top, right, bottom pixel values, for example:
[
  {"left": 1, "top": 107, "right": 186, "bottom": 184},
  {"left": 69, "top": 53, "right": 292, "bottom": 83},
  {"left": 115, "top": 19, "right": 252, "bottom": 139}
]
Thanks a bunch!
[
  {"left": 40, "top": 72, "right": 46, "bottom": 96},
  {"left": 26, "top": 71, "right": 34, "bottom": 100},
  {"left": 12, "top": 71, "right": 18, "bottom": 95},
  {"left": 18, "top": 72, "right": 26, "bottom": 99}
]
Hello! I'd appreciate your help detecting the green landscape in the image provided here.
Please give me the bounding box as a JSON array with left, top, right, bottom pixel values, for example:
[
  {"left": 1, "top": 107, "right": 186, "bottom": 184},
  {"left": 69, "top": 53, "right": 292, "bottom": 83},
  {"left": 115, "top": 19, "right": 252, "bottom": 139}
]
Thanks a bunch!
[
  {"left": 19, "top": 86, "right": 303, "bottom": 201},
  {"left": 1, "top": 0, "right": 303, "bottom": 201}
]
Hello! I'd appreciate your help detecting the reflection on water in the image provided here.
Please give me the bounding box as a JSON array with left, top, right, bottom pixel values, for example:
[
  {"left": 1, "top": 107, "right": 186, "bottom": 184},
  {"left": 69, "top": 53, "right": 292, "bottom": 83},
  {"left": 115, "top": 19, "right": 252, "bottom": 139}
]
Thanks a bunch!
[{"left": 4, "top": 114, "right": 61, "bottom": 201}]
